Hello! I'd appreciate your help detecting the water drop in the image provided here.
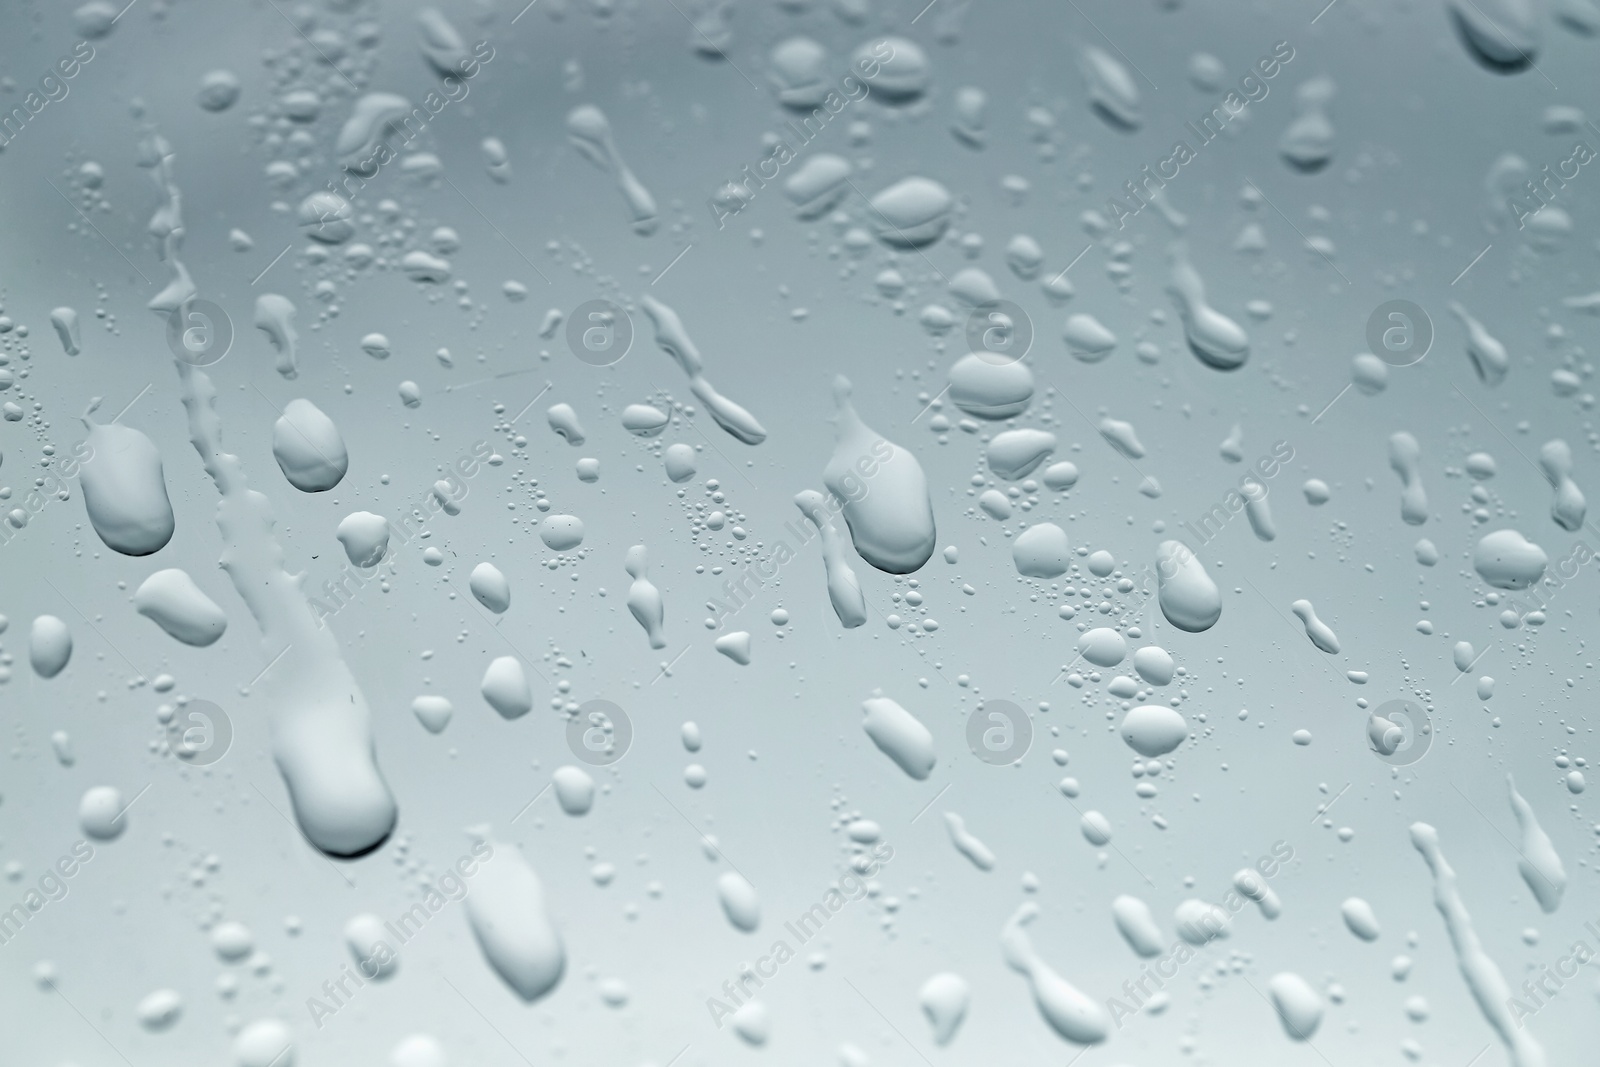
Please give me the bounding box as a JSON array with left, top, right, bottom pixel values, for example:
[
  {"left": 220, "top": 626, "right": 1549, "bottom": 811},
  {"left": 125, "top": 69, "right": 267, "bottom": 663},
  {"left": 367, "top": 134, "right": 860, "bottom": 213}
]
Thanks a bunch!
[{"left": 134, "top": 569, "right": 228, "bottom": 646}]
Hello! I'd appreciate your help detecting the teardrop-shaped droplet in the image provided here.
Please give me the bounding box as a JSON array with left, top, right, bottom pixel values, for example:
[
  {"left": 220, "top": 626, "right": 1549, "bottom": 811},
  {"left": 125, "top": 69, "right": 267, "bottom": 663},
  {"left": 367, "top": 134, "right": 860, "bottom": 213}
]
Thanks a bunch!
[
  {"left": 272, "top": 399, "right": 348, "bottom": 493},
  {"left": 824, "top": 376, "right": 936, "bottom": 574},
  {"left": 463, "top": 827, "right": 565, "bottom": 1002},
  {"left": 79, "top": 400, "right": 176, "bottom": 556}
]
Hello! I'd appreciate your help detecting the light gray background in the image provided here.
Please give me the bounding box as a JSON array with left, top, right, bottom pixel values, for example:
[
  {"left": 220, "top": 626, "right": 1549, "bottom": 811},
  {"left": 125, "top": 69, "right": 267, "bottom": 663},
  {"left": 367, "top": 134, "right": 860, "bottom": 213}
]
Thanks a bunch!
[{"left": 0, "top": 0, "right": 1596, "bottom": 1064}]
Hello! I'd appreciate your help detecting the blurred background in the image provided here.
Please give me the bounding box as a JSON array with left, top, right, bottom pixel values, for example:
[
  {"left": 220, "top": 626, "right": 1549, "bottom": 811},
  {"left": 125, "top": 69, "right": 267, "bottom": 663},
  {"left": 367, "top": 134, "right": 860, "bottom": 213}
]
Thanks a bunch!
[{"left": 0, "top": 0, "right": 1596, "bottom": 1064}]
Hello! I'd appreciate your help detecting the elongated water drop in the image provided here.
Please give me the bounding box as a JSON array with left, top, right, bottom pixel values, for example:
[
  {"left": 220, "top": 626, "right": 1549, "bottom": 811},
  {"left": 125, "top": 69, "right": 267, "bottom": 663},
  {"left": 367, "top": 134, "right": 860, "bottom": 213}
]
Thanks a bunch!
[
  {"left": 640, "top": 294, "right": 765, "bottom": 444},
  {"left": 547, "top": 403, "right": 585, "bottom": 445},
  {"left": 463, "top": 826, "right": 565, "bottom": 1002},
  {"left": 1537, "top": 438, "right": 1586, "bottom": 530},
  {"left": 1167, "top": 244, "right": 1249, "bottom": 370},
  {"left": 344, "top": 913, "right": 399, "bottom": 980},
  {"left": 1112, "top": 895, "right": 1164, "bottom": 957},
  {"left": 30, "top": 615, "right": 73, "bottom": 678},
  {"left": 1244, "top": 487, "right": 1276, "bottom": 542},
  {"left": 1389, "top": 431, "right": 1429, "bottom": 525},
  {"left": 1080, "top": 46, "right": 1141, "bottom": 130},
  {"left": 1098, "top": 416, "right": 1146, "bottom": 459},
  {"left": 1290, "top": 599, "right": 1340, "bottom": 654},
  {"left": 1410, "top": 822, "right": 1548, "bottom": 1067},
  {"left": 134, "top": 569, "right": 228, "bottom": 646},
  {"left": 79, "top": 398, "right": 175, "bottom": 557},
  {"left": 794, "top": 490, "right": 867, "bottom": 628},
  {"left": 51, "top": 307, "right": 80, "bottom": 355},
  {"left": 1233, "top": 867, "right": 1283, "bottom": 919},
  {"left": 1267, "top": 972, "right": 1324, "bottom": 1040},
  {"left": 253, "top": 294, "right": 299, "bottom": 379},
  {"left": 987, "top": 429, "right": 1056, "bottom": 480},
  {"left": 416, "top": 7, "right": 472, "bottom": 78},
  {"left": 1000, "top": 903, "right": 1108, "bottom": 1045},
  {"left": 1450, "top": 302, "right": 1510, "bottom": 385},
  {"left": 1219, "top": 423, "right": 1244, "bottom": 462},
  {"left": 944, "top": 812, "right": 995, "bottom": 870},
  {"left": 1507, "top": 774, "right": 1566, "bottom": 912},
  {"left": 1342, "top": 897, "right": 1381, "bottom": 940},
  {"left": 1155, "top": 541, "right": 1221, "bottom": 632},
  {"left": 716, "top": 871, "right": 761, "bottom": 932},
  {"left": 567, "top": 105, "right": 657, "bottom": 235},
  {"left": 861, "top": 694, "right": 935, "bottom": 779},
  {"left": 626, "top": 545, "right": 667, "bottom": 649},
  {"left": 1449, "top": 0, "right": 1542, "bottom": 73},
  {"left": 336, "top": 93, "right": 411, "bottom": 173},
  {"left": 919, "top": 973, "right": 970, "bottom": 1045},
  {"left": 824, "top": 376, "right": 936, "bottom": 574}
]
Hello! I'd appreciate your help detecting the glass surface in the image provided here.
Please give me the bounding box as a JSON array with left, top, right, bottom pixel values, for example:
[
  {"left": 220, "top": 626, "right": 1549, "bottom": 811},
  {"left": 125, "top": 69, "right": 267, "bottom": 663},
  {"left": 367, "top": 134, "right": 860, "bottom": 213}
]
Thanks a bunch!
[{"left": 0, "top": 1, "right": 1595, "bottom": 1064}]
